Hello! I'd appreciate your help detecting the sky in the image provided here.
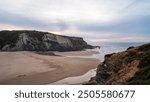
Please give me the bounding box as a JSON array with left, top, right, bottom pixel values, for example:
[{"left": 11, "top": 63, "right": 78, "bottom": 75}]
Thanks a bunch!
[{"left": 0, "top": 0, "right": 150, "bottom": 45}]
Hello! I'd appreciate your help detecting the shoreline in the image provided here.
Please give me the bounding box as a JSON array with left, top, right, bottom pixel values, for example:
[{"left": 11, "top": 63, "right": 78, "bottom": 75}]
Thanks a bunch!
[
  {"left": 50, "top": 68, "right": 97, "bottom": 85},
  {"left": 0, "top": 51, "right": 100, "bottom": 85}
]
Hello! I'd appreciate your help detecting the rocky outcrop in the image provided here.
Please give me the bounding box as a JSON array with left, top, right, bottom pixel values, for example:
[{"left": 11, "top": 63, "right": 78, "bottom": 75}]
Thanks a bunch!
[
  {"left": 0, "top": 30, "right": 94, "bottom": 51},
  {"left": 88, "top": 43, "right": 150, "bottom": 85}
]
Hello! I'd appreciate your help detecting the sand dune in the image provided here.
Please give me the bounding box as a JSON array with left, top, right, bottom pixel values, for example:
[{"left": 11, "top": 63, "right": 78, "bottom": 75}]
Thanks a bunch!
[{"left": 0, "top": 51, "right": 99, "bottom": 85}]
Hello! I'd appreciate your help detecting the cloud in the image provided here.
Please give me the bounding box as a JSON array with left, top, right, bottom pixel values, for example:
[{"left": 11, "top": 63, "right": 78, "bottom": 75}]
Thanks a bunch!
[
  {"left": 0, "top": 0, "right": 150, "bottom": 43},
  {"left": 0, "top": 9, "right": 44, "bottom": 27},
  {"left": 76, "top": 15, "right": 150, "bottom": 35},
  {"left": 0, "top": 9, "right": 70, "bottom": 31},
  {"left": 121, "top": 0, "right": 140, "bottom": 12}
]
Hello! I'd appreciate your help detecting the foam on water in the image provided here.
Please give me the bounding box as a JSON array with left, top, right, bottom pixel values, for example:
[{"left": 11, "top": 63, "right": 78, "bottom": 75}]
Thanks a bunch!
[{"left": 49, "top": 42, "right": 144, "bottom": 85}]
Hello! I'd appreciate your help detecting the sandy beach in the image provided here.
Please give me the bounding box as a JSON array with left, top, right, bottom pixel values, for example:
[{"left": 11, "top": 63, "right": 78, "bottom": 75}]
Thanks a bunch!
[
  {"left": 55, "top": 50, "right": 99, "bottom": 56},
  {"left": 0, "top": 51, "right": 99, "bottom": 85}
]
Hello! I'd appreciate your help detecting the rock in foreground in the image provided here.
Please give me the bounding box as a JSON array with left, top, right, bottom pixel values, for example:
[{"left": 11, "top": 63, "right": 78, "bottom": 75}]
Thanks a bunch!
[{"left": 88, "top": 43, "right": 150, "bottom": 85}]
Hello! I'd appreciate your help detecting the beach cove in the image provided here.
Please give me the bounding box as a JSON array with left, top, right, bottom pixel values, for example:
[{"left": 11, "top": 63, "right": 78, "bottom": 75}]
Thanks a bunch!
[{"left": 0, "top": 50, "right": 100, "bottom": 85}]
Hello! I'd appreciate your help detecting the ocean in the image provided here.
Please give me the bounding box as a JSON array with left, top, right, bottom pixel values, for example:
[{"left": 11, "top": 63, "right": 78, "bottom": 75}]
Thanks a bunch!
[
  {"left": 50, "top": 42, "right": 146, "bottom": 85},
  {"left": 92, "top": 42, "right": 145, "bottom": 61}
]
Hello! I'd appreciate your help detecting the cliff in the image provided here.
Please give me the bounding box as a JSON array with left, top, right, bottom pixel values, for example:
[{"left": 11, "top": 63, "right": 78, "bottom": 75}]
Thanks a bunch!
[
  {"left": 0, "top": 30, "right": 93, "bottom": 51},
  {"left": 88, "top": 43, "right": 150, "bottom": 85}
]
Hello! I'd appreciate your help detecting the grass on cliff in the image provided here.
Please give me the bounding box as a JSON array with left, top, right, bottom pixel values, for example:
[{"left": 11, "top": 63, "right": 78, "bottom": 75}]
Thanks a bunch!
[
  {"left": 138, "top": 43, "right": 150, "bottom": 51},
  {"left": 0, "top": 31, "right": 20, "bottom": 48},
  {"left": 126, "top": 43, "right": 150, "bottom": 85},
  {"left": 127, "top": 65, "right": 150, "bottom": 85}
]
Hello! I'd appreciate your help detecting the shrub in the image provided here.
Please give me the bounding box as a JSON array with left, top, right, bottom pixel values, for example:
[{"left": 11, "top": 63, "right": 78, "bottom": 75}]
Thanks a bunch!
[
  {"left": 138, "top": 43, "right": 150, "bottom": 51},
  {"left": 138, "top": 51, "right": 150, "bottom": 68}
]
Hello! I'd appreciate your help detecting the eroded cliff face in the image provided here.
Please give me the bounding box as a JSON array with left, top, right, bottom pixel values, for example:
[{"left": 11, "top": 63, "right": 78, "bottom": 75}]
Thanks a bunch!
[
  {"left": 95, "top": 48, "right": 140, "bottom": 85},
  {"left": 88, "top": 43, "right": 150, "bottom": 85},
  {"left": 0, "top": 30, "right": 91, "bottom": 51}
]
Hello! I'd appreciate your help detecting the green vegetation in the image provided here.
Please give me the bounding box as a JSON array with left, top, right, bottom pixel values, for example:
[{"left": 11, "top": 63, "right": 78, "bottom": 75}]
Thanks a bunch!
[
  {"left": 0, "top": 31, "right": 20, "bottom": 49},
  {"left": 70, "top": 38, "right": 87, "bottom": 47},
  {"left": 0, "top": 30, "right": 90, "bottom": 51},
  {"left": 25, "top": 31, "right": 45, "bottom": 41},
  {"left": 139, "top": 51, "right": 150, "bottom": 68},
  {"left": 105, "top": 53, "right": 114, "bottom": 58},
  {"left": 138, "top": 43, "right": 150, "bottom": 51},
  {"left": 126, "top": 43, "right": 150, "bottom": 85},
  {"left": 127, "top": 65, "right": 150, "bottom": 85},
  {"left": 127, "top": 46, "right": 134, "bottom": 50},
  {"left": 125, "top": 51, "right": 141, "bottom": 63}
]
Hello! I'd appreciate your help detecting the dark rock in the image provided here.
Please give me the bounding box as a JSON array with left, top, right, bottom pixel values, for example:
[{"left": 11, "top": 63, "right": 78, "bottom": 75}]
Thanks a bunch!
[
  {"left": 127, "top": 46, "right": 134, "bottom": 50},
  {"left": 88, "top": 43, "right": 150, "bottom": 85},
  {"left": 0, "top": 30, "right": 95, "bottom": 51},
  {"left": 105, "top": 53, "right": 114, "bottom": 58}
]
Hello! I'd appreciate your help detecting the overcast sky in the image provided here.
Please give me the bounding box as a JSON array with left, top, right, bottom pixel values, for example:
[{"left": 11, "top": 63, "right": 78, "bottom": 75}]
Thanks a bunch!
[{"left": 0, "top": 0, "right": 150, "bottom": 44}]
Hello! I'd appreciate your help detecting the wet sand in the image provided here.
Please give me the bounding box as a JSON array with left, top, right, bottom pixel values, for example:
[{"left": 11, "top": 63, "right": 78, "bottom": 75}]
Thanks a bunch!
[
  {"left": 50, "top": 68, "right": 97, "bottom": 85},
  {"left": 54, "top": 50, "right": 99, "bottom": 56},
  {"left": 0, "top": 51, "right": 100, "bottom": 85}
]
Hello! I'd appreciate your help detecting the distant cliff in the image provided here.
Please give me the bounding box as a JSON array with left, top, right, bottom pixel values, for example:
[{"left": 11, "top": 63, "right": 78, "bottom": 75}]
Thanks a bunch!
[
  {"left": 88, "top": 43, "right": 150, "bottom": 85},
  {"left": 0, "top": 30, "right": 94, "bottom": 51}
]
